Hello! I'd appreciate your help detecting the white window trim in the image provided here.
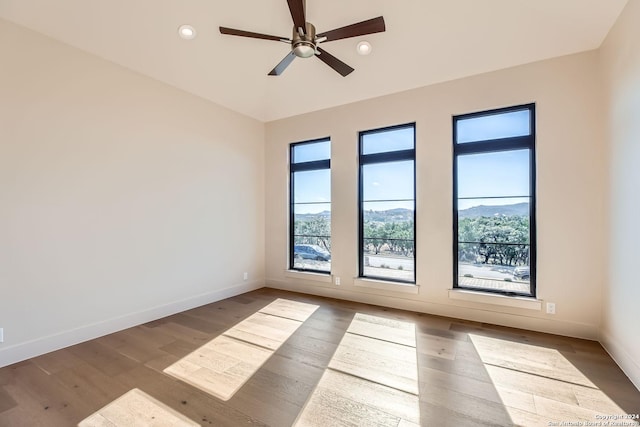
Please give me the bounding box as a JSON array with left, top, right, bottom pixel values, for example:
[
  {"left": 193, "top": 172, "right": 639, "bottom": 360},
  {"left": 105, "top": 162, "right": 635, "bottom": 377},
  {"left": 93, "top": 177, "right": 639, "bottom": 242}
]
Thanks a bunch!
[
  {"left": 448, "top": 289, "right": 542, "bottom": 310},
  {"left": 354, "top": 278, "right": 419, "bottom": 294},
  {"left": 284, "top": 269, "right": 332, "bottom": 283}
]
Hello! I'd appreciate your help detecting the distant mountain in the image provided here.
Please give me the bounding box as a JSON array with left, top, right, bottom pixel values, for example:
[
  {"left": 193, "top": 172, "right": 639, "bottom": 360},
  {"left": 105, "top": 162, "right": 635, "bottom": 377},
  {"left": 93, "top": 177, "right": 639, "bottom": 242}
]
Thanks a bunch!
[
  {"left": 294, "top": 203, "right": 528, "bottom": 222},
  {"left": 458, "top": 202, "right": 529, "bottom": 219},
  {"left": 364, "top": 208, "right": 413, "bottom": 222},
  {"left": 295, "top": 210, "right": 331, "bottom": 221}
]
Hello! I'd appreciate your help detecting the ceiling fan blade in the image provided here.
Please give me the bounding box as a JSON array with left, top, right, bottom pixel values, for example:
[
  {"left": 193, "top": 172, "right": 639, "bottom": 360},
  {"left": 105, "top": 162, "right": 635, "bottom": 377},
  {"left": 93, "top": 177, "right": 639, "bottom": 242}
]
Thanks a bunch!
[
  {"left": 219, "top": 27, "right": 288, "bottom": 42},
  {"left": 268, "top": 51, "right": 297, "bottom": 76},
  {"left": 315, "top": 47, "right": 354, "bottom": 77},
  {"left": 287, "top": 0, "right": 306, "bottom": 33},
  {"left": 316, "top": 16, "right": 386, "bottom": 42}
]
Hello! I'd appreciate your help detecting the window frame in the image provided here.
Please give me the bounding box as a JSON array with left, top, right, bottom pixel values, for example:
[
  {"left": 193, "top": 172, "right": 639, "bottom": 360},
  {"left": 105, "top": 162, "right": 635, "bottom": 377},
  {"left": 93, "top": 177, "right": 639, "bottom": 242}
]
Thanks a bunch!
[
  {"left": 289, "top": 137, "right": 332, "bottom": 274},
  {"left": 452, "top": 103, "right": 537, "bottom": 297},
  {"left": 358, "top": 123, "right": 417, "bottom": 284}
]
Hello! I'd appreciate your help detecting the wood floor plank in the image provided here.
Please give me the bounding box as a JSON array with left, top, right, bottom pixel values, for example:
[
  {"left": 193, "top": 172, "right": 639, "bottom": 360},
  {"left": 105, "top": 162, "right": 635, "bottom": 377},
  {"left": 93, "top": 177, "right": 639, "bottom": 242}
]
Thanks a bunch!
[
  {"left": 224, "top": 369, "right": 311, "bottom": 427},
  {"left": 30, "top": 348, "right": 85, "bottom": 375},
  {"left": 164, "top": 335, "right": 273, "bottom": 401},
  {"left": 223, "top": 311, "right": 302, "bottom": 350},
  {"left": 79, "top": 388, "right": 199, "bottom": 427},
  {"left": 114, "top": 365, "right": 267, "bottom": 427},
  {"left": 261, "top": 353, "right": 326, "bottom": 387},
  {"left": 258, "top": 298, "right": 320, "bottom": 321},
  {"left": 469, "top": 333, "right": 597, "bottom": 387},
  {"left": 52, "top": 362, "right": 129, "bottom": 411},
  {"left": 294, "top": 386, "right": 401, "bottom": 427},
  {"left": 572, "top": 383, "right": 640, "bottom": 414},
  {"left": 0, "top": 382, "right": 74, "bottom": 426},
  {"left": 505, "top": 405, "right": 563, "bottom": 427},
  {"left": 345, "top": 312, "right": 416, "bottom": 346},
  {"left": 0, "top": 386, "right": 18, "bottom": 413},
  {"left": 66, "top": 341, "right": 139, "bottom": 378},
  {"left": 533, "top": 394, "right": 610, "bottom": 423},
  {"left": 3, "top": 363, "right": 94, "bottom": 425},
  {"left": 299, "top": 370, "right": 420, "bottom": 425},
  {"left": 494, "top": 385, "right": 537, "bottom": 413},
  {"left": 418, "top": 334, "right": 461, "bottom": 360},
  {"left": 484, "top": 364, "right": 580, "bottom": 406},
  {"left": 418, "top": 382, "right": 515, "bottom": 426},
  {"left": 419, "top": 400, "right": 500, "bottom": 427},
  {"left": 169, "top": 312, "right": 226, "bottom": 335},
  {"left": 419, "top": 366, "right": 503, "bottom": 405},
  {"left": 329, "top": 333, "right": 419, "bottom": 394},
  {"left": 152, "top": 322, "right": 211, "bottom": 345}
]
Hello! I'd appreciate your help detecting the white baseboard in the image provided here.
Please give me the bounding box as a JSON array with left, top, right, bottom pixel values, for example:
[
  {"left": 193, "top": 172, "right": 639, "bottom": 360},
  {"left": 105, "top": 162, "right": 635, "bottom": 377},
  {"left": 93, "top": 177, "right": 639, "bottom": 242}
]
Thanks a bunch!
[
  {"left": 0, "top": 280, "right": 264, "bottom": 368},
  {"left": 266, "top": 279, "right": 600, "bottom": 340},
  {"left": 600, "top": 330, "right": 640, "bottom": 391}
]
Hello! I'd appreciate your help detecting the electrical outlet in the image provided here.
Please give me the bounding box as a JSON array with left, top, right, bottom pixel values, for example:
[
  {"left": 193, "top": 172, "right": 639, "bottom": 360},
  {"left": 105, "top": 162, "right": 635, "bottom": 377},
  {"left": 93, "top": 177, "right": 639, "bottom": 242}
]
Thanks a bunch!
[
  {"left": 334, "top": 276, "right": 341, "bottom": 285},
  {"left": 546, "top": 302, "right": 556, "bottom": 314},
  {"left": 0, "top": 328, "right": 4, "bottom": 343},
  {"left": 243, "top": 272, "right": 248, "bottom": 281}
]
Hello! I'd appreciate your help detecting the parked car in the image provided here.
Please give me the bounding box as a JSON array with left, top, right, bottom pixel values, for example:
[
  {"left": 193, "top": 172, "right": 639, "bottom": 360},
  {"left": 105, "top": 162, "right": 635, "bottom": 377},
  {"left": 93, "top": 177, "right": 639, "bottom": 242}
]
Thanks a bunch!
[
  {"left": 293, "top": 244, "right": 331, "bottom": 261},
  {"left": 513, "top": 266, "right": 530, "bottom": 280}
]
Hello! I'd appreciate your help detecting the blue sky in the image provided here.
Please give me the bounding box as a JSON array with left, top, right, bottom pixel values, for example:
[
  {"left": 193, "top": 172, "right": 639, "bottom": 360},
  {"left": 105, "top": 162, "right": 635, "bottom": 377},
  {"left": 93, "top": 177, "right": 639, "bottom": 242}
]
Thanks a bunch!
[
  {"left": 293, "top": 113, "right": 531, "bottom": 214},
  {"left": 457, "top": 109, "right": 530, "bottom": 143}
]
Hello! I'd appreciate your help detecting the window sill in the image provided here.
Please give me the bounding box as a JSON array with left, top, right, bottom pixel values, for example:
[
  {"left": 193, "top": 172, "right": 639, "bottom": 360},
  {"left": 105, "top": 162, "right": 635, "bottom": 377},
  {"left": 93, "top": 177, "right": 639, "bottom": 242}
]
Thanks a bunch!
[
  {"left": 354, "top": 278, "right": 419, "bottom": 294},
  {"left": 284, "top": 270, "right": 332, "bottom": 283},
  {"left": 448, "top": 289, "right": 542, "bottom": 310}
]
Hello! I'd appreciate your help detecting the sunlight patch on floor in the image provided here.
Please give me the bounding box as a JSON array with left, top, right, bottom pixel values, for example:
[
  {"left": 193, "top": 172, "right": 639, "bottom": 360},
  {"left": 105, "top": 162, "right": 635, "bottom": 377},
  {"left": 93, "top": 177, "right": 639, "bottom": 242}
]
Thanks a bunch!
[
  {"left": 294, "top": 313, "right": 420, "bottom": 426},
  {"left": 78, "top": 388, "right": 198, "bottom": 427},
  {"left": 164, "top": 298, "right": 318, "bottom": 401},
  {"left": 469, "top": 334, "right": 639, "bottom": 425}
]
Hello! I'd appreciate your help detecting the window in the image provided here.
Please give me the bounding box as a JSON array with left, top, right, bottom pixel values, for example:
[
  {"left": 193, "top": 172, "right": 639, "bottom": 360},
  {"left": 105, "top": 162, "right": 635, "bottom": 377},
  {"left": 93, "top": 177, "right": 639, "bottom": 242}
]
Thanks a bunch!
[
  {"left": 290, "top": 138, "right": 331, "bottom": 273},
  {"left": 453, "top": 104, "right": 536, "bottom": 296},
  {"left": 359, "top": 124, "right": 416, "bottom": 283}
]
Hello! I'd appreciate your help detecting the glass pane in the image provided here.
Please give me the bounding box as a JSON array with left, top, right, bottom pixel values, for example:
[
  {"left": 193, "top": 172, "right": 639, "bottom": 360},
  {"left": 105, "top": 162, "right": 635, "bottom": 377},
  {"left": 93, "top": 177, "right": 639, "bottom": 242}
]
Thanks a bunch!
[
  {"left": 456, "top": 109, "right": 530, "bottom": 144},
  {"left": 293, "top": 169, "right": 330, "bottom": 204},
  {"left": 362, "top": 126, "right": 414, "bottom": 155},
  {"left": 293, "top": 203, "right": 330, "bottom": 273},
  {"left": 362, "top": 160, "right": 414, "bottom": 201},
  {"left": 293, "top": 237, "right": 331, "bottom": 273},
  {"left": 458, "top": 217, "right": 529, "bottom": 245},
  {"left": 292, "top": 140, "right": 330, "bottom": 163},
  {"left": 293, "top": 203, "right": 331, "bottom": 231},
  {"left": 458, "top": 243, "right": 531, "bottom": 294},
  {"left": 363, "top": 201, "right": 414, "bottom": 239},
  {"left": 458, "top": 180, "right": 531, "bottom": 292},
  {"left": 362, "top": 245, "right": 414, "bottom": 282},
  {"left": 457, "top": 150, "right": 530, "bottom": 199},
  {"left": 362, "top": 198, "right": 414, "bottom": 282}
]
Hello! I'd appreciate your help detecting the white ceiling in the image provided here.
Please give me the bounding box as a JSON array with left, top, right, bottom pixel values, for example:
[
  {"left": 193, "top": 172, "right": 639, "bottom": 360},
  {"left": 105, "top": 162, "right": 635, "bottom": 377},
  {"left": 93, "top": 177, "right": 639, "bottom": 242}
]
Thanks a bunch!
[{"left": 0, "top": 0, "right": 628, "bottom": 122}]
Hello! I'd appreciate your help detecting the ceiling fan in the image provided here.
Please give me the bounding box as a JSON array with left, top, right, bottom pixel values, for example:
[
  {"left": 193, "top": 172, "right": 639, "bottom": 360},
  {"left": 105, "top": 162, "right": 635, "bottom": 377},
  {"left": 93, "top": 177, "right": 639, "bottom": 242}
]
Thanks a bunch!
[{"left": 219, "top": 0, "right": 385, "bottom": 77}]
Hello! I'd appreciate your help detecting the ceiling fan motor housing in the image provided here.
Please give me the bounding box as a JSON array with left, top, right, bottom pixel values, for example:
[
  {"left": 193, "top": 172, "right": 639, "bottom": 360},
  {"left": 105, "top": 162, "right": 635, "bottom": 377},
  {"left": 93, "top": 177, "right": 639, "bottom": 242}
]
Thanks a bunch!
[{"left": 292, "top": 22, "right": 316, "bottom": 58}]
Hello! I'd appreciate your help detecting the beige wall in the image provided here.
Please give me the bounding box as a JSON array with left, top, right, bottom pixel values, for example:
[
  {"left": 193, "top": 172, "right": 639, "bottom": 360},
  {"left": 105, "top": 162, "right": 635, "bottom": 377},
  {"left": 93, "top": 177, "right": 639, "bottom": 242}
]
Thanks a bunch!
[
  {"left": 0, "top": 19, "right": 265, "bottom": 367},
  {"left": 266, "top": 51, "right": 607, "bottom": 340},
  {"left": 600, "top": 0, "right": 640, "bottom": 389}
]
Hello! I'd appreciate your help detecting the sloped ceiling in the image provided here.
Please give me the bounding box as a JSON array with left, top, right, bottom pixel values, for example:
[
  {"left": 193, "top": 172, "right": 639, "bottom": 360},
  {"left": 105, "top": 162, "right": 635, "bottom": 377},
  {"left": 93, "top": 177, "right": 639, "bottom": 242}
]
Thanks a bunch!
[{"left": 0, "top": 0, "right": 628, "bottom": 121}]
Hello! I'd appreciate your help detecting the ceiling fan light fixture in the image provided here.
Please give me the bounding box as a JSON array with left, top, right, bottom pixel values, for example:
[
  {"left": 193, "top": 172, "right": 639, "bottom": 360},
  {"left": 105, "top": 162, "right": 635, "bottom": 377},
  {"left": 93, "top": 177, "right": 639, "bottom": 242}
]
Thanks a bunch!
[
  {"left": 178, "top": 24, "right": 197, "bottom": 40},
  {"left": 293, "top": 42, "right": 315, "bottom": 58},
  {"left": 357, "top": 41, "right": 372, "bottom": 55}
]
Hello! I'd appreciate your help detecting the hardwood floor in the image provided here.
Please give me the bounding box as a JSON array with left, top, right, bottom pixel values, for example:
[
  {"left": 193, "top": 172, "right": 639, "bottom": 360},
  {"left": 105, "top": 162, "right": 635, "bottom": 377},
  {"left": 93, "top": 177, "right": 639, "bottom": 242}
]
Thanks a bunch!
[{"left": 0, "top": 288, "right": 638, "bottom": 426}]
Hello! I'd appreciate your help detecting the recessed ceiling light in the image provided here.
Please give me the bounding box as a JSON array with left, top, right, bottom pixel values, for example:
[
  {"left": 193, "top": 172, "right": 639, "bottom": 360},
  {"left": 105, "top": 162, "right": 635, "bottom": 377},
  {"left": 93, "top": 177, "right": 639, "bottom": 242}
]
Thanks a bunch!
[
  {"left": 356, "top": 41, "right": 372, "bottom": 55},
  {"left": 178, "top": 24, "right": 197, "bottom": 40}
]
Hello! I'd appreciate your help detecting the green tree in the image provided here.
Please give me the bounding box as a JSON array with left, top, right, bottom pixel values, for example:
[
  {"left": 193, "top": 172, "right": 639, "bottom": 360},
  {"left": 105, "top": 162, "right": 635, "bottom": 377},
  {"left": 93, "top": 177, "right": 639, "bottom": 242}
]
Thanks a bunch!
[
  {"left": 458, "top": 215, "right": 529, "bottom": 266},
  {"left": 294, "top": 215, "right": 331, "bottom": 251}
]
